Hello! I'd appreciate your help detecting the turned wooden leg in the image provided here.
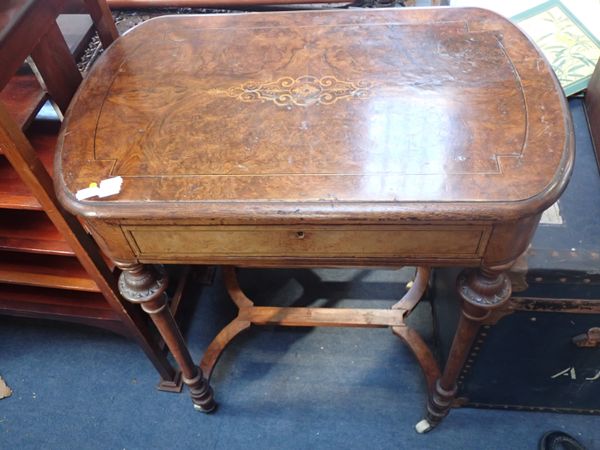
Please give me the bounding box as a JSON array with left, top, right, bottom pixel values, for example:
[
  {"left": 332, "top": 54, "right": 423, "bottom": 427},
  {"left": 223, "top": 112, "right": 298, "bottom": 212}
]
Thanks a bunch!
[
  {"left": 117, "top": 262, "right": 216, "bottom": 412},
  {"left": 416, "top": 267, "right": 511, "bottom": 433}
]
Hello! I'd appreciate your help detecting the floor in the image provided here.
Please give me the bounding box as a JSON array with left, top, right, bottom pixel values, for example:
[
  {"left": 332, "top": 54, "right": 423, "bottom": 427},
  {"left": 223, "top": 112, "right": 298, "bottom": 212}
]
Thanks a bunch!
[{"left": 1, "top": 267, "right": 598, "bottom": 449}]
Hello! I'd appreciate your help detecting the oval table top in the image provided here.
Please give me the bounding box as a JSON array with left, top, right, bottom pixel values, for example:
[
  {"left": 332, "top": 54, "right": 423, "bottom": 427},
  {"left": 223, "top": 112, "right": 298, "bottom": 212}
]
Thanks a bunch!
[{"left": 55, "top": 7, "right": 573, "bottom": 223}]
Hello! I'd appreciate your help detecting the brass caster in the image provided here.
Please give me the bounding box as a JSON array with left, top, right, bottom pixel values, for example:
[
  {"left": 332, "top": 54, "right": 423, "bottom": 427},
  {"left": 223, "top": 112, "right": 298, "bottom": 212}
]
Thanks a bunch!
[
  {"left": 193, "top": 402, "right": 217, "bottom": 413},
  {"left": 415, "top": 419, "right": 433, "bottom": 434}
]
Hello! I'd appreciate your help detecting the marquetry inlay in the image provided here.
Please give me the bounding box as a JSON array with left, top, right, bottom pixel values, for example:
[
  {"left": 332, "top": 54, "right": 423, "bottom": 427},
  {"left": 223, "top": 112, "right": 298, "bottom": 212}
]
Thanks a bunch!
[{"left": 208, "top": 76, "right": 372, "bottom": 107}]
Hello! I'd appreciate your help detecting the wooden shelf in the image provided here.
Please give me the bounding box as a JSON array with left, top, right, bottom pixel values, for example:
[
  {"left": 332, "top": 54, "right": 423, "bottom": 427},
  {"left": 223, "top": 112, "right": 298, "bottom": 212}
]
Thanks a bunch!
[
  {"left": 0, "top": 251, "right": 100, "bottom": 292},
  {"left": 0, "top": 283, "right": 124, "bottom": 334},
  {"left": 0, "top": 65, "right": 48, "bottom": 130},
  {"left": 27, "top": 119, "right": 59, "bottom": 172},
  {"left": 0, "top": 14, "right": 94, "bottom": 132},
  {"left": 0, "top": 120, "right": 58, "bottom": 210},
  {"left": 0, "top": 157, "right": 42, "bottom": 209},
  {"left": 0, "top": 210, "right": 74, "bottom": 256}
]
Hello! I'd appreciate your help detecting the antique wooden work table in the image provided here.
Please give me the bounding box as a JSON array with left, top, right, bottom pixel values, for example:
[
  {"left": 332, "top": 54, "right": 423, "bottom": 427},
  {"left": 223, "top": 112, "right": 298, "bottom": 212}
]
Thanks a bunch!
[{"left": 55, "top": 8, "right": 573, "bottom": 432}]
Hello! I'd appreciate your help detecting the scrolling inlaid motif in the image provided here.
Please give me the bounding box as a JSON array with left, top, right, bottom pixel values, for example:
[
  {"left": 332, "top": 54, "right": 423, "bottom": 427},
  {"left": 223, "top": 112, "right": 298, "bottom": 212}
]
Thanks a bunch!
[{"left": 208, "top": 75, "right": 372, "bottom": 107}]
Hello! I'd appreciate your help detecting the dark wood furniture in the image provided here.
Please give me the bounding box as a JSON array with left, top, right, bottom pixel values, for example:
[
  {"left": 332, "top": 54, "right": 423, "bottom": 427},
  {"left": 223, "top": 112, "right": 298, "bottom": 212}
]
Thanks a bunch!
[
  {"left": 586, "top": 57, "right": 600, "bottom": 171},
  {"left": 434, "top": 96, "right": 600, "bottom": 414},
  {"left": 105, "top": 0, "right": 444, "bottom": 9},
  {"left": 105, "top": 0, "right": 350, "bottom": 8},
  {"left": 54, "top": 8, "right": 574, "bottom": 431},
  {"left": 0, "top": 0, "right": 182, "bottom": 390}
]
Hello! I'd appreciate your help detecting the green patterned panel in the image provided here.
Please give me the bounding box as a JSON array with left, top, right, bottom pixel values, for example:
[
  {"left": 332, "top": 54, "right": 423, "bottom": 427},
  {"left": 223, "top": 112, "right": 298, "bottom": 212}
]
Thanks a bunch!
[{"left": 512, "top": 0, "right": 600, "bottom": 96}]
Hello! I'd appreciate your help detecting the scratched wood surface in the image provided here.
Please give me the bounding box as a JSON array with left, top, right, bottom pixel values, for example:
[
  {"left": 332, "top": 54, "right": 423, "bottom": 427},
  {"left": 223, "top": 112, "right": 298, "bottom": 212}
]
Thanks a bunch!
[{"left": 56, "top": 8, "right": 573, "bottom": 223}]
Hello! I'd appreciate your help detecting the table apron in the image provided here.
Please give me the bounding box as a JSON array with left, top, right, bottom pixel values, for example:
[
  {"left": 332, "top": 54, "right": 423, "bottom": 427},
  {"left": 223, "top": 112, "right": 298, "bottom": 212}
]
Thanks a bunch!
[{"left": 120, "top": 224, "right": 491, "bottom": 265}]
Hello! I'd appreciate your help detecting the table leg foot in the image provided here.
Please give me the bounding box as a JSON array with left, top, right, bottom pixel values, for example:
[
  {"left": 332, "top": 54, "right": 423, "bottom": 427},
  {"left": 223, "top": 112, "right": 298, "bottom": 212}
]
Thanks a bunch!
[
  {"left": 424, "top": 379, "right": 457, "bottom": 428},
  {"left": 185, "top": 371, "right": 217, "bottom": 413},
  {"left": 415, "top": 419, "right": 433, "bottom": 434}
]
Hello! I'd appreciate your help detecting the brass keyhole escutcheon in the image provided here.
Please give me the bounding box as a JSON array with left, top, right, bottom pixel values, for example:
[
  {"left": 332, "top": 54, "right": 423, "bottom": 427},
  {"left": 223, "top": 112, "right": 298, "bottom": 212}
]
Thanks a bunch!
[{"left": 296, "top": 231, "right": 305, "bottom": 239}]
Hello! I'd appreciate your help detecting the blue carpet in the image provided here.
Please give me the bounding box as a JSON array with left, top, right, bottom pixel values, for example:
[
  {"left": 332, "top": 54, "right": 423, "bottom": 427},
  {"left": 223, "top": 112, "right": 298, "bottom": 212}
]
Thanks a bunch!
[{"left": 1, "top": 268, "right": 598, "bottom": 449}]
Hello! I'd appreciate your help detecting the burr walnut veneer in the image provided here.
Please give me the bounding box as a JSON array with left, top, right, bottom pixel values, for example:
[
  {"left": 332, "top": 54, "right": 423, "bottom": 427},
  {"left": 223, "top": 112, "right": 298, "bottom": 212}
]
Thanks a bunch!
[{"left": 55, "top": 8, "right": 573, "bottom": 431}]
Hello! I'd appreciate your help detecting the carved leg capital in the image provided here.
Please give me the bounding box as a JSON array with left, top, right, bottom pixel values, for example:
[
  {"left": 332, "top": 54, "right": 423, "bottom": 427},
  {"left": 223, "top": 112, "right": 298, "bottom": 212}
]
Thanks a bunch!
[
  {"left": 117, "top": 263, "right": 168, "bottom": 306},
  {"left": 457, "top": 268, "right": 511, "bottom": 318}
]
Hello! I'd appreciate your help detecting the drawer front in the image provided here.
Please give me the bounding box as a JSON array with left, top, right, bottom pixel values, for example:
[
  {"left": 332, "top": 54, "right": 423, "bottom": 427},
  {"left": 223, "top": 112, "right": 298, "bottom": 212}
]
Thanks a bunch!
[{"left": 124, "top": 225, "right": 489, "bottom": 259}]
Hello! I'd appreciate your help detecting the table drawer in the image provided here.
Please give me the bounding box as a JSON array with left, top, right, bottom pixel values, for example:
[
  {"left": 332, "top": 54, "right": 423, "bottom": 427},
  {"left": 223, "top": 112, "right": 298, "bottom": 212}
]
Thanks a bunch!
[{"left": 123, "top": 225, "right": 489, "bottom": 259}]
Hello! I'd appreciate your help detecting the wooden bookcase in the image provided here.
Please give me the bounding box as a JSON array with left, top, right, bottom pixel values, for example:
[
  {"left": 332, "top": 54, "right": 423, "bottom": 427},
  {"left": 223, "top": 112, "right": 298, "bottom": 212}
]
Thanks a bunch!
[
  {"left": 0, "top": 3, "right": 182, "bottom": 391},
  {"left": 0, "top": 17, "right": 110, "bottom": 324}
]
